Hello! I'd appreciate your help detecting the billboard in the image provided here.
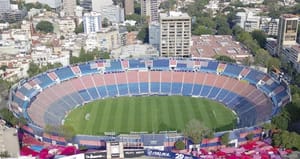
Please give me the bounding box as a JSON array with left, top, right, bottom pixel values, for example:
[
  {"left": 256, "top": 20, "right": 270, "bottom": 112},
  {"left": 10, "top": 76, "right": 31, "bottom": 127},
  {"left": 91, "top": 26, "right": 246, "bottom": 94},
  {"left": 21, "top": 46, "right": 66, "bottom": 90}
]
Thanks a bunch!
[
  {"left": 84, "top": 151, "right": 107, "bottom": 159},
  {"left": 145, "top": 149, "right": 199, "bottom": 159},
  {"left": 123, "top": 150, "right": 145, "bottom": 158}
]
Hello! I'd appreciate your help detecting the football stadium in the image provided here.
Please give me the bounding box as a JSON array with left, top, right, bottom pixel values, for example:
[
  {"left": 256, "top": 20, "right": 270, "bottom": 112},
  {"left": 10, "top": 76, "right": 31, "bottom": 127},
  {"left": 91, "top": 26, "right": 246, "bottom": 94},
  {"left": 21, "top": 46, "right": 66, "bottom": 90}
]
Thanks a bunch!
[{"left": 9, "top": 58, "right": 291, "bottom": 154}]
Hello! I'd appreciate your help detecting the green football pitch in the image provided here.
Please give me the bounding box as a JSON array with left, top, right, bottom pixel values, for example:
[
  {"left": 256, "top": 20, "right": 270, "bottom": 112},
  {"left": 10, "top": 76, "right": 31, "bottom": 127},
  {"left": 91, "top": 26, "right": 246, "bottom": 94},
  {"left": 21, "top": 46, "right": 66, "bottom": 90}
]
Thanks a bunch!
[{"left": 64, "top": 96, "right": 236, "bottom": 135}]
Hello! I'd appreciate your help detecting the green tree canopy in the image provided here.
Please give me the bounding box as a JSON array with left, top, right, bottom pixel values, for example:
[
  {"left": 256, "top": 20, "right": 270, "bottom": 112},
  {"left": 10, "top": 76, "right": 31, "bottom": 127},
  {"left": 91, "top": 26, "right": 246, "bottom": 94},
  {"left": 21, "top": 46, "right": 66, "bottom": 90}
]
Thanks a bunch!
[
  {"left": 220, "top": 132, "right": 230, "bottom": 145},
  {"left": 215, "top": 55, "right": 236, "bottom": 63},
  {"left": 251, "top": 30, "right": 267, "bottom": 48},
  {"left": 174, "top": 140, "right": 185, "bottom": 150},
  {"left": 36, "top": 21, "right": 54, "bottom": 33},
  {"left": 137, "top": 25, "right": 149, "bottom": 43},
  {"left": 183, "top": 119, "right": 212, "bottom": 145},
  {"left": 75, "top": 22, "right": 84, "bottom": 34},
  {"left": 27, "top": 62, "right": 63, "bottom": 77}
]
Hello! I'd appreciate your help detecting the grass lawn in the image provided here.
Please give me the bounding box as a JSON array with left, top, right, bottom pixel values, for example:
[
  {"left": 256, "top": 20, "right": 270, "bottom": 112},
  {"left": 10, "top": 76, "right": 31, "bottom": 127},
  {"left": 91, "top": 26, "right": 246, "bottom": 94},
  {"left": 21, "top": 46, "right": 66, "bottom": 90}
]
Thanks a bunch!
[{"left": 64, "top": 96, "right": 236, "bottom": 135}]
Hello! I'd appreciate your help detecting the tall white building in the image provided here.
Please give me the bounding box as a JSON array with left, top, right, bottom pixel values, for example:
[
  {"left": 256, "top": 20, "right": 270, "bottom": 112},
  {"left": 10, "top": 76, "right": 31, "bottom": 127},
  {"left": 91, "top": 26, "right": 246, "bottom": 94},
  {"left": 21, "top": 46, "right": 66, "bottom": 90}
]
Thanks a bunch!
[
  {"left": 141, "top": 0, "right": 158, "bottom": 22},
  {"left": 92, "top": 0, "right": 113, "bottom": 12},
  {"left": 38, "top": 0, "right": 62, "bottom": 9},
  {"left": 0, "top": 0, "right": 11, "bottom": 12},
  {"left": 83, "top": 12, "right": 102, "bottom": 34},
  {"left": 63, "top": 0, "right": 76, "bottom": 17},
  {"left": 160, "top": 12, "right": 191, "bottom": 57}
]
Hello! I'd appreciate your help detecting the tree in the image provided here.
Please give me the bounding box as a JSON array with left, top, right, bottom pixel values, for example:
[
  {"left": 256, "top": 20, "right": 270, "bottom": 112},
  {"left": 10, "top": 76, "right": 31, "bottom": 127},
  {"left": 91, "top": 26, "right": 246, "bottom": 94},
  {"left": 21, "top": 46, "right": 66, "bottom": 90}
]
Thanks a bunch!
[
  {"left": 159, "top": 0, "right": 176, "bottom": 10},
  {"left": 0, "top": 65, "right": 8, "bottom": 71},
  {"left": 36, "top": 21, "right": 54, "bottom": 33},
  {"left": 215, "top": 15, "right": 232, "bottom": 35},
  {"left": 174, "top": 140, "right": 185, "bottom": 150},
  {"left": 220, "top": 132, "right": 230, "bottom": 145},
  {"left": 75, "top": 22, "right": 84, "bottom": 34},
  {"left": 192, "top": 25, "right": 213, "bottom": 35},
  {"left": 215, "top": 55, "right": 236, "bottom": 63},
  {"left": 251, "top": 30, "right": 267, "bottom": 48},
  {"left": 137, "top": 25, "right": 149, "bottom": 43},
  {"left": 0, "top": 108, "right": 19, "bottom": 126},
  {"left": 102, "top": 18, "right": 110, "bottom": 28},
  {"left": 59, "top": 124, "right": 76, "bottom": 141},
  {"left": 0, "top": 151, "right": 10, "bottom": 157},
  {"left": 245, "top": 133, "right": 254, "bottom": 141},
  {"left": 271, "top": 110, "right": 291, "bottom": 130},
  {"left": 183, "top": 119, "right": 211, "bottom": 147}
]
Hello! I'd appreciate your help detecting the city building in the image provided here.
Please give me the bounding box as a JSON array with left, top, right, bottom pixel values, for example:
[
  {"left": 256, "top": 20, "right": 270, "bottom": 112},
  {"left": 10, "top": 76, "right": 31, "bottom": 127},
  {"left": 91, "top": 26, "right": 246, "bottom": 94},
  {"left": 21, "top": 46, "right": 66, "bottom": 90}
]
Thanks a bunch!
[
  {"left": 0, "top": 0, "right": 11, "bottom": 13},
  {"left": 277, "top": 14, "right": 299, "bottom": 55},
  {"left": 111, "top": 44, "right": 159, "bottom": 58},
  {"left": 83, "top": 11, "right": 102, "bottom": 34},
  {"left": 149, "top": 21, "right": 160, "bottom": 51},
  {"left": 38, "top": 0, "right": 62, "bottom": 9},
  {"left": 92, "top": 0, "right": 113, "bottom": 12},
  {"left": 191, "top": 35, "right": 252, "bottom": 61},
  {"left": 265, "top": 18, "right": 279, "bottom": 36},
  {"left": 282, "top": 45, "right": 300, "bottom": 72},
  {"left": 160, "top": 12, "right": 191, "bottom": 57},
  {"left": 100, "top": 5, "right": 124, "bottom": 23},
  {"left": 62, "top": 0, "right": 76, "bottom": 17},
  {"left": 124, "top": 0, "right": 134, "bottom": 16},
  {"left": 236, "top": 12, "right": 261, "bottom": 32},
  {"left": 265, "top": 38, "right": 277, "bottom": 56},
  {"left": 58, "top": 17, "right": 76, "bottom": 35},
  {"left": 80, "top": 0, "right": 92, "bottom": 12},
  {"left": 141, "top": 0, "right": 158, "bottom": 22}
]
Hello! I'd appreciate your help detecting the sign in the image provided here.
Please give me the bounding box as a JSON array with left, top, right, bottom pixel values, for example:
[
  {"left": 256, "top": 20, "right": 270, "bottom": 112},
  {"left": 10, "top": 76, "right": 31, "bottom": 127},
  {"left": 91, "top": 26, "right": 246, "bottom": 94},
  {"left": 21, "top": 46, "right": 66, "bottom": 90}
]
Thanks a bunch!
[
  {"left": 124, "top": 150, "right": 145, "bottom": 158},
  {"left": 145, "top": 149, "right": 200, "bottom": 159},
  {"left": 84, "top": 151, "right": 107, "bottom": 159}
]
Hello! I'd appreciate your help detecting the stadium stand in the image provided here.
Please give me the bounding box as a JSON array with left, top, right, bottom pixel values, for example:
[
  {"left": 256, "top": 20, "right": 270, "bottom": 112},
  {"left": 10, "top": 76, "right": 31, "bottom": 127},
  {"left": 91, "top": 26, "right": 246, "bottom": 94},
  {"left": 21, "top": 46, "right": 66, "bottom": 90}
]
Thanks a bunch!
[{"left": 10, "top": 58, "right": 291, "bottom": 150}]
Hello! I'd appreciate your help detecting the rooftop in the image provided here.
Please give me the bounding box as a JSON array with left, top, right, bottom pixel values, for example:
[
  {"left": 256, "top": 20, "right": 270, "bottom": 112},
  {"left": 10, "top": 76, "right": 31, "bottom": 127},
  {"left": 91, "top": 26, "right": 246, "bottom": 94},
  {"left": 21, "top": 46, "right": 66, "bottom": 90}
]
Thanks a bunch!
[
  {"left": 160, "top": 11, "right": 190, "bottom": 19},
  {"left": 190, "top": 35, "right": 252, "bottom": 61}
]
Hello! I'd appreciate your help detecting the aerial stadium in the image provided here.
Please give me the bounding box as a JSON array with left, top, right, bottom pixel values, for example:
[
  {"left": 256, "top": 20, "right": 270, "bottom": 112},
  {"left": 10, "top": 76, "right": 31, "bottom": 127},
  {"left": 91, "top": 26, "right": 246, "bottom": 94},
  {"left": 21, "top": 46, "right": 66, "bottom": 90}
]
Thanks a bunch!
[{"left": 9, "top": 58, "right": 291, "bottom": 154}]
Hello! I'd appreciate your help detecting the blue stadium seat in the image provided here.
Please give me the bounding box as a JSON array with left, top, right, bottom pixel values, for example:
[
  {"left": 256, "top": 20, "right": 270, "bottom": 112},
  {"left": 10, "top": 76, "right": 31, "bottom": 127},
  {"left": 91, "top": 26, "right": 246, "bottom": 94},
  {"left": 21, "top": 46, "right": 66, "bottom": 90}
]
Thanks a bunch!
[
  {"left": 223, "top": 93, "right": 239, "bottom": 106},
  {"left": 118, "top": 84, "right": 129, "bottom": 96},
  {"left": 171, "top": 83, "right": 182, "bottom": 94},
  {"left": 200, "top": 85, "right": 212, "bottom": 97},
  {"left": 128, "top": 60, "right": 146, "bottom": 69},
  {"left": 161, "top": 83, "right": 171, "bottom": 94},
  {"left": 207, "top": 87, "right": 221, "bottom": 99},
  {"left": 106, "top": 60, "right": 122, "bottom": 72},
  {"left": 150, "top": 83, "right": 160, "bottom": 93},
  {"left": 182, "top": 83, "right": 193, "bottom": 96},
  {"left": 244, "top": 69, "right": 264, "bottom": 85},
  {"left": 97, "top": 86, "right": 108, "bottom": 98},
  {"left": 106, "top": 85, "right": 118, "bottom": 97},
  {"left": 139, "top": 83, "right": 149, "bottom": 94},
  {"left": 192, "top": 85, "right": 201, "bottom": 96},
  {"left": 87, "top": 87, "right": 100, "bottom": 100},
  {"left": 18, "top": 86, "right": 37, "bottom": 98},
  {"left": 223, "top": 64, "right": 243, "bottom": 78},
  {"left": 54, "top": 67, "right": 76, "bottom": 80},
  {"left": 78, "top": 89, "right": 91, "bottom": 101},
  {"left": 61, "top": 94, "right": 78, "bottom": 107},
  {"left": 78, "top": 63, "right": 98, "bottom": 75},
  {"left": 12, "top": 95, "right": 25, "bottom": 108},
  {"left": 200, "top": 61, "right": 218, "bottom": 73},
  {"left": 69, "top": 92, "right": 84, "bottom": 105},
  {"left": 215, "top": 89, "right": 229, "bottom": 102},
  {"left": 36, "top": 74, "right": 55, "bottom": 89},
  {"left": 128, "top": 83, "right": 139, "bottom": 95},
  {"left": 152, "top": 59, "right": 169, "bottom": 69}
]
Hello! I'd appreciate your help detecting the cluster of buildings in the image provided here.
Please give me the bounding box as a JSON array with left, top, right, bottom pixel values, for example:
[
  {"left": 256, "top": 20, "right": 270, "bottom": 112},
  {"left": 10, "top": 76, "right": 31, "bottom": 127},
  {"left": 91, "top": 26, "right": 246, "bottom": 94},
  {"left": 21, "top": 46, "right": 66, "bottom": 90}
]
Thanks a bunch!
[{"left": 8, "top": 0, "right": 300, "bottom": 82}]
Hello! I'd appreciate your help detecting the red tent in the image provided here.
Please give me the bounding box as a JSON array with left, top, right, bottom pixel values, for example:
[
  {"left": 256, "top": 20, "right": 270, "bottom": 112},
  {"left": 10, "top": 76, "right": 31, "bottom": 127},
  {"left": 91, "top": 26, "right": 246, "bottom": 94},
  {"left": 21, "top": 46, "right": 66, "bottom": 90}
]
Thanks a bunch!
[{"left": 21, "top": 146, "right": 39, "bottom": 156}]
